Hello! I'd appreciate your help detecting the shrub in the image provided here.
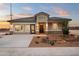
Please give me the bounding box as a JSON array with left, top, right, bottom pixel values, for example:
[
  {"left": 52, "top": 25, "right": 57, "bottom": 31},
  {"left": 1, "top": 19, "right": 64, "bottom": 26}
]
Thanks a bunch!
[
  {"left": 48, "top": 40, "right": 55, "bottom": 46},
  {"left": 62, "top": 27, "right": 69, "bottom": 36}
]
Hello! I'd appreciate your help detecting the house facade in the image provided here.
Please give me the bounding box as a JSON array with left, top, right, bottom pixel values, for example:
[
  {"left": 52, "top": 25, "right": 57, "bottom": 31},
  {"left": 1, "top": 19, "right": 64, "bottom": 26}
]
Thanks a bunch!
[{"left": 8, "top": 12, "right": 72, "bottom": 34}]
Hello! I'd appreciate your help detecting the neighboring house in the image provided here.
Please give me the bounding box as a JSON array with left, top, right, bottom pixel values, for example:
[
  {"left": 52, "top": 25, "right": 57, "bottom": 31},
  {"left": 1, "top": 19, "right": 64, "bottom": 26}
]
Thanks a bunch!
[{"left": 8, "top": 12, "right": 72, "bottom": 34}]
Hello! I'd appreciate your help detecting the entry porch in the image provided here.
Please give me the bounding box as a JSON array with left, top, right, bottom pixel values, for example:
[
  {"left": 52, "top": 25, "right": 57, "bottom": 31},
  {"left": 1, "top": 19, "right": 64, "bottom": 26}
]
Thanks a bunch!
[{"left": 36, "top": 22, "right": 63, "bottom": 34}]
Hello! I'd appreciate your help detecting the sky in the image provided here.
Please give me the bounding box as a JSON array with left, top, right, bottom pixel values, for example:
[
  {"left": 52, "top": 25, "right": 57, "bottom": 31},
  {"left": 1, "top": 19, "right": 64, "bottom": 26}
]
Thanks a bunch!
[{"left": 0, "top": 3, "right": 79, "bottom": 26}]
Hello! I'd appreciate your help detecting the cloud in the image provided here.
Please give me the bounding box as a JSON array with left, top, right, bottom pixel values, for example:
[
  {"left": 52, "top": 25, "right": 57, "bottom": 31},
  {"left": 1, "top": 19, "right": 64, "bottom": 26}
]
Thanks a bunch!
[
  {"left": 22, "top": 6, "right": 32, "bottom": 11},
  {"left": 0, "top": 3, "right": 9, "bottom": 10},
  {"left": 0, "top": 3, "right": 10, "bottom": 17},
  {"left": 0, "top": 13, "right": 33, "bottom": 21},
  {"left": 48, "top": 6, "right": 69, "bottom": 16},
  {"left": 0, "top": 15, "right": 10, "bottom": 21},
  {"left": 37, "top": 6, "right": 49, "bottom": 11},
  {"left": 53, "top": 7, "right": 69, "bottom": 16},
  {"left": 13, "top": 13, "right": 33, "bottom": 18},
  {"left": 12, "top": 13, "right": 33, "bottom": 19}
]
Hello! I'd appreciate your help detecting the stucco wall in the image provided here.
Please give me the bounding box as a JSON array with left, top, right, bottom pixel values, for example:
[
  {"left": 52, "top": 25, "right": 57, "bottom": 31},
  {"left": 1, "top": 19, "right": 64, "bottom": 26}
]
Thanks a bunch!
[
  {"left": 12, "top": 23, "right": 35, "bottom": 33},
  {"left": 48, "top": 22, "right": 63, "bottom": 31},
  {"left": 36, "top": 14, "right": 48, "bottom": 34}
]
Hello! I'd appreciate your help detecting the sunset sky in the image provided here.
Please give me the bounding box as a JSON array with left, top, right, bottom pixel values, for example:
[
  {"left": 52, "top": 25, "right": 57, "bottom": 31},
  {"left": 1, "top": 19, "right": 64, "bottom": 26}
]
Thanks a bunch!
[{"left": 0, "top": 3, "right": 79, "bottom": 27}]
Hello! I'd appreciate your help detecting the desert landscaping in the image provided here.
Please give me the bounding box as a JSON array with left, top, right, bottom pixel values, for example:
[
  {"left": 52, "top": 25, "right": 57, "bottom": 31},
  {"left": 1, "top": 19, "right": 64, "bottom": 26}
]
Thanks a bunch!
[{"left": 29, "top": 34, "right": 79, "bottom": 47}]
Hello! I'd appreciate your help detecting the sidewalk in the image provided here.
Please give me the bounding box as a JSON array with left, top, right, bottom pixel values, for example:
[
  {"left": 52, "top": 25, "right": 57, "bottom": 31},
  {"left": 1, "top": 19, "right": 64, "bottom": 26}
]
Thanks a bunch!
[{"left": 0, "top": 47, "right": 79, "bottom": 56}]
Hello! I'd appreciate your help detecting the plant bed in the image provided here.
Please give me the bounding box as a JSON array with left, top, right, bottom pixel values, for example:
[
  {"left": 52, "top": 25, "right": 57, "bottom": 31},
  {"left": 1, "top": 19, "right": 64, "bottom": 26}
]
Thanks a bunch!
[
  {"left": 29, "top": 34, "right": 79, "bottom": 47},
  {"left": 42, "top": 37, "right": 49, "bottom": 43},
  {"left": 56, "top": 40, "right": 66, "bottom": 44}
]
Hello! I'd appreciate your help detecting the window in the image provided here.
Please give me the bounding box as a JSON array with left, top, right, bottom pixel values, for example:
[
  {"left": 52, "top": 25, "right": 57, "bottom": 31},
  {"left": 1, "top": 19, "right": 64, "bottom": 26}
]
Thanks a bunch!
[
  {"left": 38, "top": 15, "right": 45, "bottom": 20},
  {"left": 37, "top": 15, "right": 47, "bottom": 22},
  {"left": 14, "top": 25, "right": 23, "bottom": 31},
  {"left": 52, "top": 23, "right": 58, "bottom": 30}
]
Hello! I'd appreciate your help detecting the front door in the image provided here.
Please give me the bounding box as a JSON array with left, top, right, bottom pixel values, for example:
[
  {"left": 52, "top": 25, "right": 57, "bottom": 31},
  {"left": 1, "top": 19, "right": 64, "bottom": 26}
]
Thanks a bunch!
[{"left": 39, "top": 24, "right": 44, "bottom": 33}]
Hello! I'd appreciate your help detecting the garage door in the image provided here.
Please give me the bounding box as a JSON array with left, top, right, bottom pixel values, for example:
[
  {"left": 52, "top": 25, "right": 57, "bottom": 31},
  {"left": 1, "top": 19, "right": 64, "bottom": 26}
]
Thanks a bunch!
[{"left": 25, "top": 25, "right": 30, "bottom": 33}]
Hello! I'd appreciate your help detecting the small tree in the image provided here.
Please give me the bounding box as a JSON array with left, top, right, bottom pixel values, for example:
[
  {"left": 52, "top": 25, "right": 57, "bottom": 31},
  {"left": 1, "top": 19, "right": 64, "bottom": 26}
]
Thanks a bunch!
[
  {"left": 62, "top": 27, "right": 69, "bottom": 36},
  {"left": 62, "top": 21, "right": 69, "bottom": 37}
]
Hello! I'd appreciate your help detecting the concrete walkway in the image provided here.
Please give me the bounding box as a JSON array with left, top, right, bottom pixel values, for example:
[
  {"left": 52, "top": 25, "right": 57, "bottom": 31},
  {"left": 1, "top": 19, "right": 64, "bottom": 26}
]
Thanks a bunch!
[{"left": 0, "top": 34, "right": 34, "bottom": 47}]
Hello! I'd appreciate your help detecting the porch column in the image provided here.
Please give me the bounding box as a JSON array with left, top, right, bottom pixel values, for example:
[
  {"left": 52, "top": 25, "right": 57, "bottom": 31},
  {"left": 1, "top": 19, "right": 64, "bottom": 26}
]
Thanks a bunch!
[
  {"left": 36, "top": 23, "right": 39, "bottom": 34},
  {"left": 10, "top": 24, "right": 14, "bottom": 32},
  {"left": 46, "top": 22, "right": 48, "bottom": 33}
]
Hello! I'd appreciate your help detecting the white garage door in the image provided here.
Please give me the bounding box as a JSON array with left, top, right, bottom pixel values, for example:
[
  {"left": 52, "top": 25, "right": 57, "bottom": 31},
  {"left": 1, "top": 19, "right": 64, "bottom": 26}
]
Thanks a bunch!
[{"left": 25, "top": 25, "right": 30, "bottom": 33}]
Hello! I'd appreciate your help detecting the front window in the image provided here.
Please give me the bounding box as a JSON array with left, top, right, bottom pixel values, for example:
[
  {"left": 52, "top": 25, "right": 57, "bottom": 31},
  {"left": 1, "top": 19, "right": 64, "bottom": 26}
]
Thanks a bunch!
[
  {"left": 52, "top": 23, "right": 58, "bottom": 30},
  {"left": 37, "top": 15, "right": 47, "bottom": 22},
  {"left": 14, "top": 25, "right": 23, "bottom": 31},
  {"left": 38, "top": 15, "right": 46, "bottom": 20},
  {"left": 38, "top": 16, "right": 44, "bottom": 19}
]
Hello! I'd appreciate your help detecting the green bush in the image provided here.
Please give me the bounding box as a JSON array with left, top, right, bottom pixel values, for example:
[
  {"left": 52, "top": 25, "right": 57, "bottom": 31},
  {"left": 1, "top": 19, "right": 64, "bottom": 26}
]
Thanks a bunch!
[
  {"left": 62, "top": 27, "right": 69, "bottom": 35},
  {"left": 48, "top": 40, "right": 55, "bottom": 46}
]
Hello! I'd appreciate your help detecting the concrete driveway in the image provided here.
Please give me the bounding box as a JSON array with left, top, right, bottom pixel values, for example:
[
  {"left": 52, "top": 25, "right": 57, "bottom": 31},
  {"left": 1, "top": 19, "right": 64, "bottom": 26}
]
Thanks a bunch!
[{"left": 0, "top": 34, "right": 34, "bottom": 47}]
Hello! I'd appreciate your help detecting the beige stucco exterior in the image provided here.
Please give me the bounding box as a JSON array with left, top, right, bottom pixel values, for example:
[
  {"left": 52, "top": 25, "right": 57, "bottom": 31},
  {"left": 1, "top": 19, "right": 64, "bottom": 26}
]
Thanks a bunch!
[
  {"left": 12, "top": 23, "right": 35, "bottom": 33},
  {"left": 48, "top": 22, "right": 63, "bottom": 31},
  {"left": 36, "top": 14, "right": 48, "bottom": 34},
  {"left": 9, "top": 12, "right": 71, "bottom": 34}
]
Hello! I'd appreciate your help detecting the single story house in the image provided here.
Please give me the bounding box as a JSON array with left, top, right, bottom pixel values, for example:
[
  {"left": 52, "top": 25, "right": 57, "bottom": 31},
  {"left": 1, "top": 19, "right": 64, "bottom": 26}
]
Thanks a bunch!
[{"left": 8, "top": 12, "right": 72, "bottom": 34}]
